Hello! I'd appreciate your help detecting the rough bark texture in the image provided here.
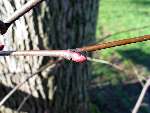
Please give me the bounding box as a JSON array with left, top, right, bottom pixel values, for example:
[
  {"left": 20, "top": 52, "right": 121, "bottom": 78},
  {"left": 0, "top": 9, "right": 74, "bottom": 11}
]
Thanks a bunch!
[{"left": 0, "top": 0, "right": 98, "bottom": 113}]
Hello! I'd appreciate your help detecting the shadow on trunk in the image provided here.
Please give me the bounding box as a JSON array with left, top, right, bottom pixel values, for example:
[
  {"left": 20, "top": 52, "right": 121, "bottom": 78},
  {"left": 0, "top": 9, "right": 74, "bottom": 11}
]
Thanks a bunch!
[{"left": 0, "top": 0, "right": 100, "bottom": 113}]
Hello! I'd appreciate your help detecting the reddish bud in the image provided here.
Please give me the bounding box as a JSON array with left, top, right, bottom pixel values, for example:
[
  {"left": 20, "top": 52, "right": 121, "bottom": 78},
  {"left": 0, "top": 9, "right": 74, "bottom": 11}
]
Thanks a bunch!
[{"left": 66, "top": 50, "right": 87, "bottom": 63}]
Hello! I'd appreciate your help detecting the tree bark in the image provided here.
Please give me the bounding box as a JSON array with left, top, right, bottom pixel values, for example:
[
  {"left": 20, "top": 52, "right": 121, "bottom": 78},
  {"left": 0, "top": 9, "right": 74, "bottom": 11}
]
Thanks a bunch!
[{"left": 0, "top": 0, "right": 98, "bottom": 113}]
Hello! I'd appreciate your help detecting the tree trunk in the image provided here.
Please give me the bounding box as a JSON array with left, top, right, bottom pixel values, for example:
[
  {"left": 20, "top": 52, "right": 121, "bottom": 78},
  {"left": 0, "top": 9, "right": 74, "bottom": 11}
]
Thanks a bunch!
[{"left": 0, "top": 0, "right": 98, "bottom": 113}]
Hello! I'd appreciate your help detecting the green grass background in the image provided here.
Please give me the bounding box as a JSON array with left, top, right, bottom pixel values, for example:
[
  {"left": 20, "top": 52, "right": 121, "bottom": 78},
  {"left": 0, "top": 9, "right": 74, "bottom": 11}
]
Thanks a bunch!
[
  {"left": 97, "top": 0, "right": 150, "bottom": 58},
  {"left": 90, "top": 0, "right": 150, "bottom": 113},
  {"left": 93, "top": 0, "right": 150, "bottom": 78}
]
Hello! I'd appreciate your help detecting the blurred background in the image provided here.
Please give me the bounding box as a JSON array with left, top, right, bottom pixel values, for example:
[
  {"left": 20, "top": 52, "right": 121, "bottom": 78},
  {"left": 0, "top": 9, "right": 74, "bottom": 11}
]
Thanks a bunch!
[
  {"left": 0, "top": 0, "right": 150, "bottom": 113},
  {"left": 89, "top": 0, "right": 150, "bottom": 113}
]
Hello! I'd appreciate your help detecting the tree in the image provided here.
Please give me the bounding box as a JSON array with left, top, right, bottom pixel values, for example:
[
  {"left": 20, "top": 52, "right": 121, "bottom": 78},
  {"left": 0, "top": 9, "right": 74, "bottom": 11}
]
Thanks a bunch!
[{"left": 0, "top": 0, "right": 99, "bottom": 113}]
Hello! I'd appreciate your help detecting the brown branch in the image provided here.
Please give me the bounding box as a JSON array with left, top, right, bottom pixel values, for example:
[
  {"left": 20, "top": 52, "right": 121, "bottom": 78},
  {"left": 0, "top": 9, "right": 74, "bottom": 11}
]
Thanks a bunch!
[
  {"left": 0, "top": 35, "right": 150, "bottom": 63},
  {"left": 0, "top": 1, "right": 150, "bottom": 57},
  {"left": 78, "top": 35, "right": 150, "bottom": 52},
  {"left": 0, "top": 0, "right": 44, "bottom": 35}
]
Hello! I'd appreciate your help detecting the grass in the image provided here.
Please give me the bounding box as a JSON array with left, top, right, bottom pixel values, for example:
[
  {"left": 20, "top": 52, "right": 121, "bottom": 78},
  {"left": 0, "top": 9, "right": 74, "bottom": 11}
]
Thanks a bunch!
[
  {"left": 96, "top": 0, "right": 150, "bottom": 59},
  {"left": 93, "top": 0, "right": 150, "bottom": 78},
  {"left": 90, "top": 1, "right": 150, "bottom": 113}
]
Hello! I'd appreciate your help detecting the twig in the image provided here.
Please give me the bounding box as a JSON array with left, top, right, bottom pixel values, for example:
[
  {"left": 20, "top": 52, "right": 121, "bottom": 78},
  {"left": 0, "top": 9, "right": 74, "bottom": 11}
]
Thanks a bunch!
[
  {"left": 98, "top": 25, "right": 150, "bottom": 42},
  {"left": 0, "top": 0, "right": 44, "bottom": 35},
  {"left": 132, "top": 65, "right": 145, "bottom": 86},
  {"left": 87, "top": 57, "right": 123, "bottom": 71},
  {"left": 0, "top": 60, "right": 58, "bottom": 106},
  {"left": 132, "top": 77, "right": 150, "bottom": 113},
  {"left": 0, "top": 35, "right": 150, "bottom": 63},
  {"left": 0, "top": 50, "right": 87, "bottom": 63},
  {"left": 78, "top": 35, "right": 150, "bottom": 52},
  {"left": 0, "top": 0, "right": 150, "bottom": 63},
  {"left": 17, "top": 94, "right": 31, "bottom": 112},
  {"left": 5, "top": 0, "right": 44, "bottom": 24}
]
